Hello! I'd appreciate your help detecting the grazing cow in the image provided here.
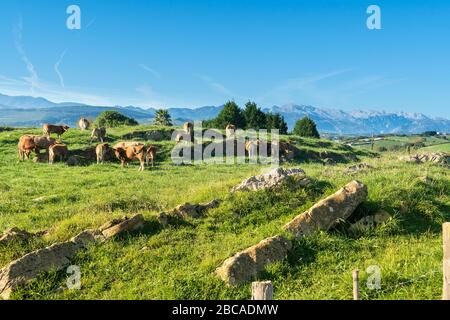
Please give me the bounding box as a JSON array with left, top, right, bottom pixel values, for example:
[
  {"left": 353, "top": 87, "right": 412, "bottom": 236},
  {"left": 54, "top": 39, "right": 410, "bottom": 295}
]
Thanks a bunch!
[
  {"left": 34, "top": 135, "right": 57, "bottom": 150},
  {"left": 48, "top": 144, "right": 68, "bottom": 164},
  {"left": 18, "top": 136, "right": 35, "bottom": 161},
  {"left": 113, "top": 145, "right": 146, "bottom": 171},
  {"left": 90, "top": 127, "right": 106, "bottom": 143},
  {"left": 113, "top": 141, "right": 143, "bottom": 149},
  {"left": 43, "top": 124, "right": 70, "bottom": 139},
  {"left": 145, "top": 145, "right": 157, "bottom": 167},
  {"left": 96, "top": 143, "right": 111, "bottom": 164},
  {"left": 78, "top": 118, "right": 90, "bottom": 131},
  {"left": 18, "top": 135, "right": 56, "bottom": 161},
  {"left": 225, "top": 124, "right": 236, "bottom": 137}
]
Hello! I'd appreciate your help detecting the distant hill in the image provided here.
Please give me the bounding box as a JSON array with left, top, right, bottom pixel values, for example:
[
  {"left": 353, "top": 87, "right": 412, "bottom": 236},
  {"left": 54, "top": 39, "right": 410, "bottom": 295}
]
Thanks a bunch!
[{"left": 0, "top": 93, "right": 448, "bottom": 134}]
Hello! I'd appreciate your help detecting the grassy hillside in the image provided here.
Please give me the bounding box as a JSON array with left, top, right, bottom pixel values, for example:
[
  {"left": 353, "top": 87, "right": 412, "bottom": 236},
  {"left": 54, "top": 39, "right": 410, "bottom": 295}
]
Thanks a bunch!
[
  {"left": 0, "top": 126, "right": 449, "bottom": 300},
  {"left": 420, "top": 143, "right": 450, "bottom": 153},
  {"left": 350, "top": 135, "right": 448, "bottom": 152}
]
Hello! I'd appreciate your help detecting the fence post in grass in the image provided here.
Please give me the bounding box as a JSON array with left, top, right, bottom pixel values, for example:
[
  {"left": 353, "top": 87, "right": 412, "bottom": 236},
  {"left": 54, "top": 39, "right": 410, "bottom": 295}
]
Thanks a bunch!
[
  {"left": 352, "top": 269, "right": 360, "bottom": 300},
  {"left": 443, "top": 223, "right": 450, "bottom": 300},
  {"left": 251, "top": 281, "right": 273, "bottom": 300}
]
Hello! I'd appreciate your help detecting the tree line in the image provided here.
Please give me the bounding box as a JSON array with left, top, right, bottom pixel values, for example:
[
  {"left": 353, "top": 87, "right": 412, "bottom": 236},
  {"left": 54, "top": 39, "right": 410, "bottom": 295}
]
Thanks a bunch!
[
  {"left": 95, "top": 102, "right": 321, "bottom": 139},
  {"left": 202, "top": 101, "right": 289, "bottom": 135}
]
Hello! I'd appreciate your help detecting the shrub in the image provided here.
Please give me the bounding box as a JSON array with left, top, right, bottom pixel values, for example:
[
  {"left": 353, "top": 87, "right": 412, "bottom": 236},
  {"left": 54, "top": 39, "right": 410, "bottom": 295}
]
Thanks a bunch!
[
  {"left": 213, "top": 101, "right": 246, "bottom": 129},
  {"left": 293, "top": 117, "right": 320, "bottom": 138},
  {"left": 153, "top": 109, "right": 173, "bottom": 126},
  {"left": 94, "top": 111, "right": 138, "bottom": 128}
]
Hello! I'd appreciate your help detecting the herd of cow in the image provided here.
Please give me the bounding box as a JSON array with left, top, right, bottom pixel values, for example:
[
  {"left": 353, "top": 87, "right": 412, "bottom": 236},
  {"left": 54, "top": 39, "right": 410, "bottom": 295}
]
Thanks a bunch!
[{"left": 17, "top": 124, "right": 157, "bottom": 171}]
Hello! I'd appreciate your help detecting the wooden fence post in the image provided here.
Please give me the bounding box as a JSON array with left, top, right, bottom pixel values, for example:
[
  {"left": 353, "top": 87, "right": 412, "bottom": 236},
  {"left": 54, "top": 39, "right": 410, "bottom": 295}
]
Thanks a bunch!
[
  {"left": 251, "top": 281, "right": 273, "bottom": 300},
  {"left": 352, "top": 269, "right": 360, "bottom": 300},
  {"left": 443, "top": 223, "right": 450, "bottom": 300}
]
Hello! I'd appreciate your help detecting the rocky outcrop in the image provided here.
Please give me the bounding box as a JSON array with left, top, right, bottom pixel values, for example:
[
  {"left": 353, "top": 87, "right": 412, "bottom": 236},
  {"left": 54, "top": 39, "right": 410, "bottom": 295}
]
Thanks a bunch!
[
  {"left": 349, "top": 210, "right": 392, "bottom": 232},
  {"left": 399, "top": 152, "right": 450, "bottom": 165},
  {"left": 344, "top": 163, "right": 373, "bottom": 175},
  {"left": 323, "top": 158, "right": 337, "bottom": 166},
  {"left": 0, "top": 231, "right": 96, "bottom": 300},
  {"left": 122, "top": 130, "right": 172, "bottom": 141},
  {"left": 0, "top": 228, "right": 34, "bottom": 245},
  {"left": 100, "top": 214, "right": 145, "bottom": 239},
  {"left": 284, "top": 181, "right": 368, "bottom": 239},
  {"left": 216, "top": 236, "right": 292, "bottom": 286},
  {"left": 171, "top": 200, "right": 221, "bottom": 219},
  {"left": 0, "top": 228, "right": 49, "bottom": 245},
  {"left": 156, "top": 200, "right": 221, "bottom": 226},
  {"left": 231, "top": 167, "right": 309, "bottom": 192},
  {"left": 0, "top": 214, "right": 148, "bottom": 299}
]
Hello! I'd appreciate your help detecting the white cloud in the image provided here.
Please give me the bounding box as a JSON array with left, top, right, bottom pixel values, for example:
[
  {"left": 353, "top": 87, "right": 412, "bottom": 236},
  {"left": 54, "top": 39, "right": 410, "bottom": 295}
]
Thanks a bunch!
[
  {"left": 139, "top": 64, "right": 161, "bottom": 79},
  {"left": 258, "top": 69, "right": 401, "bottom": 108},
  {"left": 196, "top": 74, "right": 236, "bottom": 97},
  {"left": 54, "top": 49, "right": 68, "bottom": 88},
  {"left": 13, "top": 16, "right": 40, "bottom": 93}
]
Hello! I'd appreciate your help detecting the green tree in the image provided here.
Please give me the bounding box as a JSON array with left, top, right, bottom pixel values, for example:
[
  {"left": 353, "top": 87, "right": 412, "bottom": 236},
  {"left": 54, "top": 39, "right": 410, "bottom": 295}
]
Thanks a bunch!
[
  {"left": 153, "top": 109, "right": 173, "bottom": 126},
  {"left": 94, "top": 110, "right": 138, "bottom": 128},
  {"left": 293, "top": 117, "right": 320, "bottom": 138},
  {"left": 213, "top": 101, "right": 246, "bottom": 129},
  {"left": 243, "top": 101, "right": 266, "bottom": 129},
  {"left": 266, "top": 112, "right": 288, "bottom": 135}
]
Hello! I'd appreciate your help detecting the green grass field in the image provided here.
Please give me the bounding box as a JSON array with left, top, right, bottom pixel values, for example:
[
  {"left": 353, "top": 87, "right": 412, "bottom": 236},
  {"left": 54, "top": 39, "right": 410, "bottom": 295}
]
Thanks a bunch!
[
  {"left": 352, "top": 136, "right": 448, "bottom": 153},
  {"left": 0, "top": 126, "right": 449, "bottom": 300},
  {"left": 420, "top": 143, "right": 450, "bottom": 153}
]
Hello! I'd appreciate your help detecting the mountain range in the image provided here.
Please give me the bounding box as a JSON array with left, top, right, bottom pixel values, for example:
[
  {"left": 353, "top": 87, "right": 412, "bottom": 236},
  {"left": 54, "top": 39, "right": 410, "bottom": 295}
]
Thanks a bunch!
[{"left": 0, "top": 93, "right": 449, "bottom": 135}]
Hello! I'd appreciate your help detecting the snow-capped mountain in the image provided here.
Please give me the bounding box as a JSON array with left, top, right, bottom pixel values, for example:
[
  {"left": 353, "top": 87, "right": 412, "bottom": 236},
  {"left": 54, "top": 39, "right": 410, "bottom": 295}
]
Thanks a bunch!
[
  {"left": 266, "top": 104, "right": 450, "bottom": 134},
  {"left": 0, "top": 93, "right": 448, "bottom": 134}
]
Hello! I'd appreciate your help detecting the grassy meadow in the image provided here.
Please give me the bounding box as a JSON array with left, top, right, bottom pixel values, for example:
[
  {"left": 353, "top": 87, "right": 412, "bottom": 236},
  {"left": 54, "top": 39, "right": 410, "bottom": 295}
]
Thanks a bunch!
[
  {"left": 350, "top": 135, "right": 449, "bottom": 153},
  {"left": 0, "top": 126, "right": 449, "bottom": 300}
]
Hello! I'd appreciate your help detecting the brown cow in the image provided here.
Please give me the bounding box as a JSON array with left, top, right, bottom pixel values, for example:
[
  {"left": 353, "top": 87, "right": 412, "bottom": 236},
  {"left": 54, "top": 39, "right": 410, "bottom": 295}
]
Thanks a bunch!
[
  {"left": 49, "top": 144, "right": 68, "bottom": 164},
  {"left": 43, "top": 124, "right": 70, "bottom": 139},
  {"left": 96, "top": 143, "right": 111, "bottom": 164},
  {"left": 90, "top": 127, "right": 106, "bottom": 143},
  {"left": 34, "top": 135, "right": 57, "bottom": 150},
  {"left": 18, "top": 136, "right": 34, "bottom": 161},
  {"left": 113, "top": 141, "right": 143, "bottom": 149},
  {"left": 145, "top": 145, "right": 157, "bottom": 167},
  {"left": 18, "top": 135, "right": 56, "bottom": 161},
  {"left": 113, "top": 144, "right": 146, "bottom": 171}
]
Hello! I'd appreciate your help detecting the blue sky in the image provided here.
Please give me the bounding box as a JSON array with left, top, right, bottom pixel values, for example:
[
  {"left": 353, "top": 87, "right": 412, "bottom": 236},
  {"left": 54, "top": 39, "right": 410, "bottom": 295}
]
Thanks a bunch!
[{"left": 0, "top": 0, "right": 449, "bottom": 118}]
